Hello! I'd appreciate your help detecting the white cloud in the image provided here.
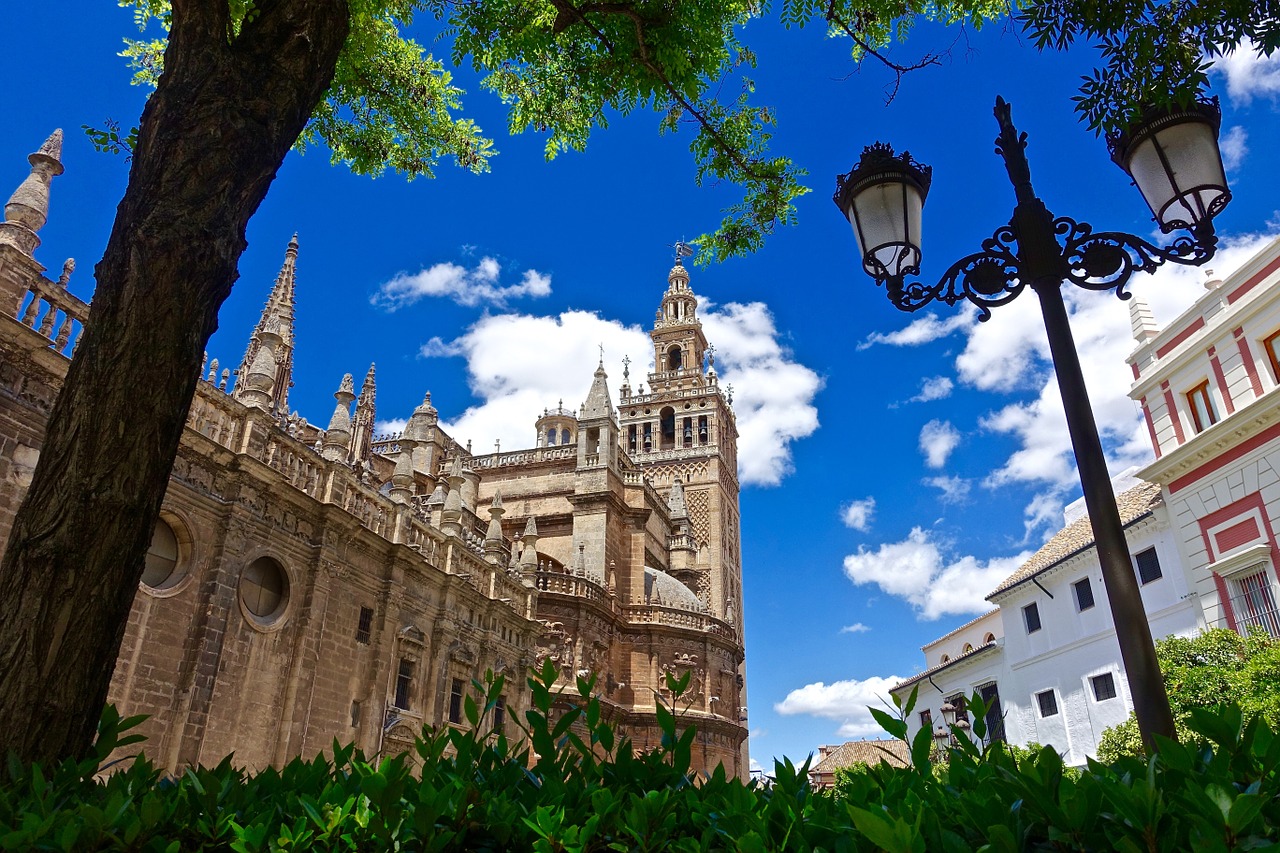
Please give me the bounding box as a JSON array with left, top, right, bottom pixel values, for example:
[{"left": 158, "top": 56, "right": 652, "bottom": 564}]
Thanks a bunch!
[
  {"left": 911, "top": 376, "right": 954, "bottom": 403},
  {"left": 919, "top": 419, "right": 960, "bottom": 469},
  {"left": 842, "top": 527, "right": 1031, "bottom": 619},
  {"left": 372, "top": 257, "right": 552, "bottom": 310},
  {"left": 1211, "top": 39, "right": 1280, "bottom": 106},
  {"left": 374, "top": 417, "right": 407, "bottom": 436},
  {"left": 839, "top": 623, "right": 871, "bottom": 634},
  {"left": 774, "top": 676, "right": 905, "bottom": 739},
  {"left": 1220, "top": 126, "right": 1248, "bottom": 172},
  {"left": 856, "top": 308, "right": 974, "bottom": 350},
  {"left": 923, "top": 475, "right": 970, "bottom": 504},
  {"left": 956, "top": 232, "right": 1280, "bottom": 492},
  {"left": 701, "top": 301, "right": 823, "bottom": 485},
  {"left": 841, "top": 497, "right": 876, "bottom": 531},
  {"left": 408, "top": 298, "right": 820, "bottom": 487}
]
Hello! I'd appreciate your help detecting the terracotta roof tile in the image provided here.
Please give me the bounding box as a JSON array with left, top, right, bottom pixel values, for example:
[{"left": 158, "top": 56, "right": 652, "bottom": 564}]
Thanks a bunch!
[
  {"left": 891, "top": 640, "right": 1000, "bottom": 692},
  {"left": 986, "top": 481, "right": 1162, "bottom": 599},
  {"left": 811, "top": 738, "right": 910, "bottom": 775}
]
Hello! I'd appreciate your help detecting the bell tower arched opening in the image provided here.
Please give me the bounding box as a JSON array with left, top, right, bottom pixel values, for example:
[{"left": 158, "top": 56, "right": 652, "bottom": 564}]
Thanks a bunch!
[
  {"left": 659, "top": 406, "right": 676, "bottom": 450},
  {"left": 667, "top": 344, "right": 683, "bottom": 371}
]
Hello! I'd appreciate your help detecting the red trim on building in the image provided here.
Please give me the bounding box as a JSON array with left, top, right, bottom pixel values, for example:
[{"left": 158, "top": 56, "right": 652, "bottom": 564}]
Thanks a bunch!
[
  {"left": 1197, "top": 492, "right": 1280, "bottom": 633},
  {"left": 1161, "top": 381, "right": 1186, "bottom": 445},
  {"left": 1215, "top": 571, "right": 1238, "bottom": 631},
  {"left": 1235, "top": 327, "right": 1265, "bottom": 398},
  {"left": 1131, "top": 361, "right": 1140, "bottom": 381},
  {"left": 1169, "top": 420, "right": 1280, "bottom": 493},
  {"left": 1156, "top": 316, "right": 1206, "bottom": 359},
  {"left": 1215, "top": 517, "right": 1261, "bottom": 553},
  {"left": 1140, "top": 397, "right": 1161, "bottom": 460},
  {"left": 1227, "top": 252, "right": 1280, "bottom": 305},
  {"left": 1209, "top": 346, "right": 1235, "bottom": 416}
]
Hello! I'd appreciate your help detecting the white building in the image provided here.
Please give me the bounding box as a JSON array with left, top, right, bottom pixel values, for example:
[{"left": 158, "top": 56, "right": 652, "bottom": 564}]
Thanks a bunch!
[{"left": 892, "top": 235, "right": 1280, "bottom": 764}]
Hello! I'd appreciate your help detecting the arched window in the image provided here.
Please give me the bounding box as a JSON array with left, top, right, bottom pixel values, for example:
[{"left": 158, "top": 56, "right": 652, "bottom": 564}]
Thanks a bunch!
[
  {"left": 561, "top": 428, "right": 571, "bottom": 445},
  {"left": 983, "top": 632, "right": 996, "bottom": 644},
  {"left": 546, "top": 429, "right": 557, "bottom": 446},
  {"left": 940, "top": 654, "right": 950, "bottom": 664},
  {"left": 962, "top": 643, "right": 974, "bottom": 653},
  {"left": 659, "top": 406, "right": 676, "bottom": 450},
  {"left": 667, "top": 345, "right": 683, "bottom": 371}
]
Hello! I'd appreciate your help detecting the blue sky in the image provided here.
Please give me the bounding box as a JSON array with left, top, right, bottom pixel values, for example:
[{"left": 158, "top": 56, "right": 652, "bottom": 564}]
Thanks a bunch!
[{"left": 6, "top": 5, "right": 1280, "bottom": 770}]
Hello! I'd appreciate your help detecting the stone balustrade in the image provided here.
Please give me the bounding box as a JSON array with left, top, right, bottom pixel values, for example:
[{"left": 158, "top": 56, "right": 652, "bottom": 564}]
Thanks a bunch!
[{"left": 13, "top": 275, "right": 86, "bottom": 356}]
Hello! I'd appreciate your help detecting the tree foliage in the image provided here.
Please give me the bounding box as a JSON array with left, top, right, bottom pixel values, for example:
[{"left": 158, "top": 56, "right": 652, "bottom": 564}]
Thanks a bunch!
[
  {"left": 1098, "top": 628, "right": 1280, "bottom": 761},
  {"left": 7, "top": 666, "right": 1280, "bottom": 851},
  {"left": 1020, "top": 0, "right": 1280, "bottom": 134}
]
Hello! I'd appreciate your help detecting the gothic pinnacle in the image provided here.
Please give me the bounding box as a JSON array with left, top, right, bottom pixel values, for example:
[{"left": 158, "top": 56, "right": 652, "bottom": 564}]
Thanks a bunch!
[{"left": 0, "top": 129, "right": 64, "bottom": 255}]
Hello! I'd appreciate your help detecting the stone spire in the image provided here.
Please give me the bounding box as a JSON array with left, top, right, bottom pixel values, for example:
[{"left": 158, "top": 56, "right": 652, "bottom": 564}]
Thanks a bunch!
[
  {"left": 1129, "top": 294, "right": 1160, "bottom": 344},
  {"left": 0, "top": 130, "right": 64, "bottom": 256},
  {"left": 389, "top": 434, "right": 418, "bottom": 504},
  {"left": 484, "top": 493, "right": 506, "bottom": 565},
  {"left": 667, "top": 477, "right": 688, "bottom": 520},
  {"left": 580, "top": 360, "right": 614, "bottom": 420},
  {"left": 234, "top": 236, "right": 298, "bottom": 412},
  {"left": 441, "top": 456, "right": 465, "bottom": 537},
  {"left": 349, "top": 364, "right": 377, "bottom": 464},
  {"left": 322, "top": 373, "right": 356, "bottom": 462},
  {"left": 520, "top": 516, "right": 540, "bottom": 574},
  {"left": 237, "top": 318, "right": 283, "bottom": 411}
]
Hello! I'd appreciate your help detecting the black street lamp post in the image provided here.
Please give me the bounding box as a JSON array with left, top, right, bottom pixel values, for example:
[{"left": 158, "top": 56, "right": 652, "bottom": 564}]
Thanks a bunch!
[{"left": 835, "top": 97, "right": 1232, "bottom": 754}]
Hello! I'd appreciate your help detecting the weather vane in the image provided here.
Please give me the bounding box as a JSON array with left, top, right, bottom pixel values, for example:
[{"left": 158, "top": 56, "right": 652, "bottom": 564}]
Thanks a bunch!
[
  {"left": 598, "top": 342, "right": 604, "bottom": 364},
  {"left": 622, "top": 354, "right": 631, "bottom": 379},
  {"left": 670, "top": 239, "right": 694, "bottom": 263}
]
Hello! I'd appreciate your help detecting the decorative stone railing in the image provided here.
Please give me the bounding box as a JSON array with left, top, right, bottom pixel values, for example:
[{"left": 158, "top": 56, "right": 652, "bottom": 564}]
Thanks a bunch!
[
  {"left": 13, "top": 277, "right": 87, "bottom": 357},
  {"left": 467, "top": 446, "right": 576, "bottom": 469},
  {"left": 534, "top": 569, "right": 609, "bottom": 603},
  {"left": 622, "top": 603, "right": 734, "bottom": 638},
  {"left": 627, "top": 446, "right": 716, "bottom": 464},
  {"left": 620, "top": 386, "right": 718, "bottom": 406}
]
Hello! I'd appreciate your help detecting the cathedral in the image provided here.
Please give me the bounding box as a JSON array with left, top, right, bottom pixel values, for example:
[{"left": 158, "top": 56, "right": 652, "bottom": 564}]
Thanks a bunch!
[{"left": 0, "top": 132, "right": 748, "bottom": 776}]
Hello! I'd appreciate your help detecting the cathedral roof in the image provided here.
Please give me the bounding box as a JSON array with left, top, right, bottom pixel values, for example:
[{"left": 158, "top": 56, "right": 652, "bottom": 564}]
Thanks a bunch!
[{"left": 643, "top": 566, "right": 703, "bottom": 612}]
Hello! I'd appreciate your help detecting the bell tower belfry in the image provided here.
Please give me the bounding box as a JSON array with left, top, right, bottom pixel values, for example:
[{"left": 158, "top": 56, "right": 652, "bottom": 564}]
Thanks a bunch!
[{"left": 618, "top": 257, "right": 742, "bottom": 627}]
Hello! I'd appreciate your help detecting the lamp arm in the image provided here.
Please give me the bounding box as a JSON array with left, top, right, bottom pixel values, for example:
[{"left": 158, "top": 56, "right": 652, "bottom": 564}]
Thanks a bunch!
[
  {"left": 882, "top": 223, "right": 1025, "bottom": 321},
  {"left": 1056, "top": 217, "right": 1219, "bottom": 299}
]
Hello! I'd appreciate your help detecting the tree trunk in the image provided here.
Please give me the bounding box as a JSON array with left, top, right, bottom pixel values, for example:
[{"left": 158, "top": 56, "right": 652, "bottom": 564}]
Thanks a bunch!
[{"left": 0, "top": 0, "right": 349, "bottom": 765}]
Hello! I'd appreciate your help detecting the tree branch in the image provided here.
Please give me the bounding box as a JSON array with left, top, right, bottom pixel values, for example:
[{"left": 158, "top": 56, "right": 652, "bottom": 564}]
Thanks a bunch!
[{"left": 824, "top": 1, "right": 944, "bottom": 104}]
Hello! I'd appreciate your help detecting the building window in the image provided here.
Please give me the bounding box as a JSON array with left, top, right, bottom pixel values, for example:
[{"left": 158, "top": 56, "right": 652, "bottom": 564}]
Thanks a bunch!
[
  {"left": 659, "top": 407, "right": 676, "bottom": 450},
  {"left": 983, "top": 632, "right": 996, "bottom": 644},
  {"left": 978, "top": 682, "right": 1005, "bottom": 743},
  {"left": 1230, "top": 570, "right": 1280, "bottom": 638},
  {"left": 561, "top": 428, "right": 571, "bottom": 445},
  {"left": 939, "top": 654, "right": 950, "bottom": 664},
  {"left": 1073, "top": 577, "right": 1095, "bottom": 612},
  {"left": 449, "top": 678, "right": 465, "bottom": 724},
  {"left": 627, "top": 424, "right": 637, "bottom": 453},
  {"left": 240, "top": 557, "right": 289, "bottom": 621},
  {"left": 1091, "top": 673, "right": 1117, "bottom": 702},
  {"left": 918, "top": 708, "right": 933, "bottom": 730},
  {"left": 962, "top": 642, "right": 974, "bottom": 653},
  {"left": 350, "top": 700, "right": 361, "bottom": 728},
  {"left": 1036, "top": 690, "right": 1058, "bottom": 718},
  {"left": 1023, "top": 602, "right": 1042, "bottom": 634},
  {"left": 494, "top": 696, "right": 506, "bottom": 732},
  {"left": 1187, "top": 380, "right": 1218, "bottom": 433},
  {"left": 698, "top": 415, "right": 709, "bottom": 445},
  {"left": 356, "top": 606, "right": 374, "bottom": 644},
  {"left": 394, "top": 658, "right": 413, "bottom": 710},
  {"left": 1134, "top": 548, "right": 1163, "bottom": 584},
  {"left": 1265, "top": 330, "right": 1280, "bottom": 382},
  {"left": 142, "top": 517, "right": 182, "bottom": 589}
]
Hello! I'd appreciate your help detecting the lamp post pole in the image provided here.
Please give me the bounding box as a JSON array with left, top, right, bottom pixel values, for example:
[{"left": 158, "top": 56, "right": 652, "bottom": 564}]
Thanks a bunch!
[{"left": 837, "top": 96, "right": 1233, "bottom": 755}]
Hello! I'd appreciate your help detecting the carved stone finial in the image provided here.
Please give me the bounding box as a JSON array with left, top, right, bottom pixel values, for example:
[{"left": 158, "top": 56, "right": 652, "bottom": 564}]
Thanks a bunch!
[
  {"left": 57, "top": 258, "right": 74, "bottom": 287},
  {"left": 0, "top": 129, "right": 65, "bottom": 255}
]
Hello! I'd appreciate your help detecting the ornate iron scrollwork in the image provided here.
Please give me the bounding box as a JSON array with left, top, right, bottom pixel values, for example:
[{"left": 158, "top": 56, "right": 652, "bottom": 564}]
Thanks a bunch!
[
  {"left": 879, "top": 216, "right": 1218, "bottom": 321},
  {"left": 1058, "top": 217, "right": 1216, "bottom": 298}
]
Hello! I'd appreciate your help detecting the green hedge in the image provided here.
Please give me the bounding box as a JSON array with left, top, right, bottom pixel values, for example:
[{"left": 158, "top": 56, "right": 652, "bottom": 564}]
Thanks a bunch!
[{"left": 2, "top": 664, "right": 1279, "bottom": 851}]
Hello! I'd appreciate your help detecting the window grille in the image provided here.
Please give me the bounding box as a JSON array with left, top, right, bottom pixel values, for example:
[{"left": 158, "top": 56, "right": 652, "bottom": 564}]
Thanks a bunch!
[{"left": 1229, "top": 568, "right": 1280, "bottom": 639}]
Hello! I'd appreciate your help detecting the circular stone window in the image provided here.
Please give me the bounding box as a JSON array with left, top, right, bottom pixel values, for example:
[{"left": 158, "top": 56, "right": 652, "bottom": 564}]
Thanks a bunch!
[
  {"left": 141, "top": 517, "right": 183, "bottom": 590},
  {"left": 240, "top": 557, "right": 289, "bottom": 623}
]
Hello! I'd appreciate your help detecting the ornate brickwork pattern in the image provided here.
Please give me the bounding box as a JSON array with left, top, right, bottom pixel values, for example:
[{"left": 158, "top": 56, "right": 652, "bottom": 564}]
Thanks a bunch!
[{"left": 686, "top": 488, "right": 711, "bottom": 544}]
